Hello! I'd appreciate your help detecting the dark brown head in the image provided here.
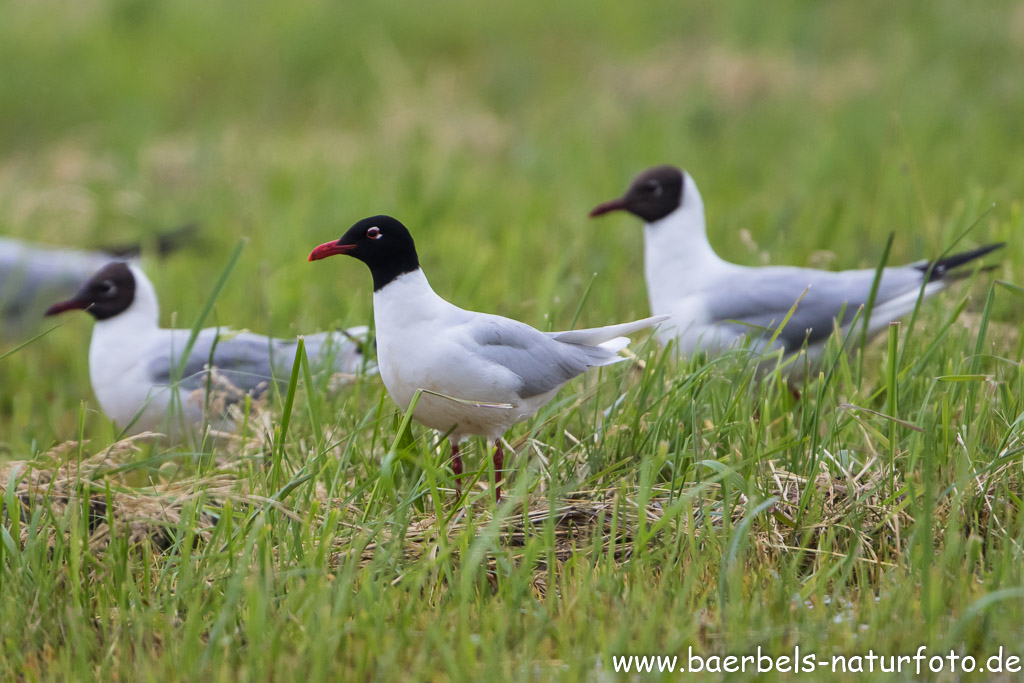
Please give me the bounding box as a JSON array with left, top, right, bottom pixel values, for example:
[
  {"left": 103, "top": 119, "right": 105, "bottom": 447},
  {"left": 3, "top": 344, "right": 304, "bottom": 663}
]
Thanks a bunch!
[
  {"left": 589, "top": 165, "right": 685, "bottom": 223},
  {"left": 45, "top": 262, "right": 137, "bottom": 321}
]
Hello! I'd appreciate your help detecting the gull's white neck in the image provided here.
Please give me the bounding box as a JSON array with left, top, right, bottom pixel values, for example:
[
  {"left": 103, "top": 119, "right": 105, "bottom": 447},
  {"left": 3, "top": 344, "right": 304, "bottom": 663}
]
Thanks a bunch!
[
  {"left": 372, "top": 268, "right": 454, "bottom": 335},
  {"left": 643, "top": 174, "right": 726, "bottom": 316}
]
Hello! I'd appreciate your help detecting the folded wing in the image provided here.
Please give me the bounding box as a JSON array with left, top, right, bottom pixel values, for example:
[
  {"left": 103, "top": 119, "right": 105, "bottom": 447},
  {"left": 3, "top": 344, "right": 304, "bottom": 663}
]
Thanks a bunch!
[
  {"left": 147, "top": 327, "right": 368, "bottom": 396},
  {"left": 705, "top": 243, "right": 1002, "bottom": 352}
]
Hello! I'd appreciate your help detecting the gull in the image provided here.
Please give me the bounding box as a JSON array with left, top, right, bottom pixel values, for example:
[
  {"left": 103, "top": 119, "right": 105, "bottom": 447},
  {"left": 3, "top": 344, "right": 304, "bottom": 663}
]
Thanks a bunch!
[
  {"left": 44, "top": 261, "right": 370, "bottom": 440},
  {"left": 308, "top": 215, "right": 666, "bottom": 500},
  {"left": 590, "top": 165, "right": 1003, "bottom": 373}
]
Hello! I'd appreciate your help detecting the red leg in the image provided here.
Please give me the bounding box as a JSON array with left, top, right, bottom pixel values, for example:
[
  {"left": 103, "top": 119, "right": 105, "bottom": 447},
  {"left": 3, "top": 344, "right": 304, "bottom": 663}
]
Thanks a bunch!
[
  {"left": 493, "top": 440, "right": 505, "bottom": 502},
  {"left": 451, "top": 442, "right": 463, "bottom": 493}
]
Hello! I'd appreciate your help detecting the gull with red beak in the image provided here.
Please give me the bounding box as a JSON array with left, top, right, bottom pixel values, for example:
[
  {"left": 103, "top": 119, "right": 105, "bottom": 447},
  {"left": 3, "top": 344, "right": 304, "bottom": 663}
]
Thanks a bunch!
[
  {"left": 590, "top": 165, "right": 1003, "bottom": 372},
  {"left": 45, "top": 261, "right": 370, "bottom": 440},
  {"left": 309, "top": 215, "right": 667, "bottom": 500}
]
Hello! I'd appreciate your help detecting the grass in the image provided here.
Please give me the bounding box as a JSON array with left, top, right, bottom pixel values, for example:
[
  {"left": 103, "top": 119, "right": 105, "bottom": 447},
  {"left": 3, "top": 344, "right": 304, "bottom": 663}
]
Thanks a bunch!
[{"left": 2, "top": 0, "right": 1024, "bottom": 679}]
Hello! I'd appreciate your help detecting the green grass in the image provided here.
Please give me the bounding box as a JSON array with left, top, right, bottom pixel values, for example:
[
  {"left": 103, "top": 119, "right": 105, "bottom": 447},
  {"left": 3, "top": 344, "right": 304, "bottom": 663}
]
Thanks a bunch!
[{"left": 2, "top": 0, "right": 1024, "bottom": 679}]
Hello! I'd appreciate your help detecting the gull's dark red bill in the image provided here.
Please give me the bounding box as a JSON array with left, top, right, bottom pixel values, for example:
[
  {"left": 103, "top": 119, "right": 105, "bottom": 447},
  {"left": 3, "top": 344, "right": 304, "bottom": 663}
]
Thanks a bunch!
[
  {"left": 308, "top": 241, "right": 356, "bottom": 262},
  {"left": 588, "top": 197, "right": 628, "bottom": 218},
  {"left": 44, "top": 298, "right": 89, "bottom": 316}
]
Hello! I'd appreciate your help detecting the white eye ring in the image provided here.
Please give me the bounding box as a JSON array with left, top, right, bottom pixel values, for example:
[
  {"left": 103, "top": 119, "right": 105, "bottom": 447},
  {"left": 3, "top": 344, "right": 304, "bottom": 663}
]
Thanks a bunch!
[{"left": 367, "top": 226, "right": 382, "bottom": 240}]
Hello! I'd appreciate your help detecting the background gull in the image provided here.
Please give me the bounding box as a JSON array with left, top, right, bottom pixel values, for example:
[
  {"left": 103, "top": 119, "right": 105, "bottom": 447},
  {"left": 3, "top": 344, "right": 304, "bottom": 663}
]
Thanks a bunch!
[
  {"left": 45, "top": 261, "right": 371, "bottom": 441},
  {"left": 590, "top": 165, "right": 1004, "bottom": 374}
]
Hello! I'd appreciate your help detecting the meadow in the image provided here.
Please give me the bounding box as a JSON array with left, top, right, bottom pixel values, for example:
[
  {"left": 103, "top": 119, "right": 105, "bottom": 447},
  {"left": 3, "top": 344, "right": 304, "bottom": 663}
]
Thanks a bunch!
[{"left": 2, "top": 0, "right": 1024, "bottom": 679}]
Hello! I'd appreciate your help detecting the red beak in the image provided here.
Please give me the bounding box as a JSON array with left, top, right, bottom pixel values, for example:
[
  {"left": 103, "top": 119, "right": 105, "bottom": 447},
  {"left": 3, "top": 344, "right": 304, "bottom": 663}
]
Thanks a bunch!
[
  {"left": 308, "top": 240, "right": 356, "bottom": 262},
  {"left": 588, "top": 197, "right": 628, "bottom": 218},
  {"left": 44, "top": 298, "right": 89, "bottom": 316}
]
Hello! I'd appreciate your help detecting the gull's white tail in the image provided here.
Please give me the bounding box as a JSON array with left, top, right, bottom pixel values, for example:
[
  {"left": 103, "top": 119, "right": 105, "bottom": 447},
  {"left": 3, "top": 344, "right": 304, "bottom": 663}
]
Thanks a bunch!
[{"left": 550, "top": 315, "right": 669, "bottom": 348}]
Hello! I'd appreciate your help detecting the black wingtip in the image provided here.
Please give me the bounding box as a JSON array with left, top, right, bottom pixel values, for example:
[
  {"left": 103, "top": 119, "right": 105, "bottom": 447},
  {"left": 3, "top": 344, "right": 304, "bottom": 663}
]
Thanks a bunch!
[{"left": 917, "top": 242, "right": 1005, "bottom": 281}]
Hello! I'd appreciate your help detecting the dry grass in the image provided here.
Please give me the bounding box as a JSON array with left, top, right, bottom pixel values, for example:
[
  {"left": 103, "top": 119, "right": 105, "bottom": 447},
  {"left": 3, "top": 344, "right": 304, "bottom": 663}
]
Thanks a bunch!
[
  {"left": 325, "top": 450, "right": 928, "bottom": 594},
  {"left": 0, "top": 413, "right": 1012, "bottom": 601},
  {"left": 0, "top": 434, "right": 228, "bottom": 552}
]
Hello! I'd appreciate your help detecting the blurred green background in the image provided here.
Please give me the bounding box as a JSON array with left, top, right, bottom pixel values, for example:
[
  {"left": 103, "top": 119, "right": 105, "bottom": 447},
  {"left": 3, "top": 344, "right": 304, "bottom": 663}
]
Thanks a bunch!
[{"left": 2, "top": 0, "right": 1021, "bottom": 447}]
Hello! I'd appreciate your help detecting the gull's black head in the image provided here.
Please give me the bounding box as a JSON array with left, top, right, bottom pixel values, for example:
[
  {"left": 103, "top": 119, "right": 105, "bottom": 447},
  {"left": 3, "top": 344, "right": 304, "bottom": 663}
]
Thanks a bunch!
[
  {"left": 308, "top": 215, "right": 420, "bottom": 291},
  {"left": 589, "top": 165, "right": 685, "bottom": 223},
  {"left": 44, "top": 262, "right": 136, "bottom": 321}
]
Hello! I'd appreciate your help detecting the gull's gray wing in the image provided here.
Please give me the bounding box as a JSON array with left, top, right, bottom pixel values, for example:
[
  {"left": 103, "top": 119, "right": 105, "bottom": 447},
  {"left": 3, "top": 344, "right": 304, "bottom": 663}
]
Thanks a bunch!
[
  {"left": 462, "top": 315, "right": 622, "bottom": 399},
  {"left": 301, "top": 327, "right": 372, "bottom": 375},
  {"left": 147, "top": 329, "right": 285, "bottom": 395},
  {"left": 147, "top": 327, "right": 369, "bottom": 395},
  {"left": 705, "top": 265, "right": 926, "bottom": 352}
]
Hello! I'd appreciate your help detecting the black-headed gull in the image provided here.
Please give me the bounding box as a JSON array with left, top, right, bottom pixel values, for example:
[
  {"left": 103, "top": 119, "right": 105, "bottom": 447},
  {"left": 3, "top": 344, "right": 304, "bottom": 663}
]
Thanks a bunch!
[
  {"left": 590, "top": 165, "right": 1003, "bottom": 370},
  {"left": 308, "top": 215, "right": 666, "bottom": 500},
  {"left": 45, "top": 261, "right": 370, "bottom": 439}
]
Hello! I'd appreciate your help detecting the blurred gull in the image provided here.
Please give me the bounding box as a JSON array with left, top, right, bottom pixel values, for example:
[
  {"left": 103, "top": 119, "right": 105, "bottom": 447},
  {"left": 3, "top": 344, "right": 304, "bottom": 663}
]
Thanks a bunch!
[
  {"left": 590, "top": 165, "right": 1003, "bottom": 373},
  {"left": 308, "top": 215, "right": 666, "bottom": 500},
  {"left": 44, "top": 261, "right": 371, "bottom": 440}
]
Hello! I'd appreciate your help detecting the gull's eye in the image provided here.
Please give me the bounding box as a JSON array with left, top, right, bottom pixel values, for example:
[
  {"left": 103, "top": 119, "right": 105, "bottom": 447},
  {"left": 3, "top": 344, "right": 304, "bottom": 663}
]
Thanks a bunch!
[
  {"left": 643, "top": 180, "right": 663, "bottom": 197},
  {"left": 366, "top": 226, "right": 381, "bottom": 240},
  {"left": 96, "top": 280, "right": 116, "bottom": 296}
]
